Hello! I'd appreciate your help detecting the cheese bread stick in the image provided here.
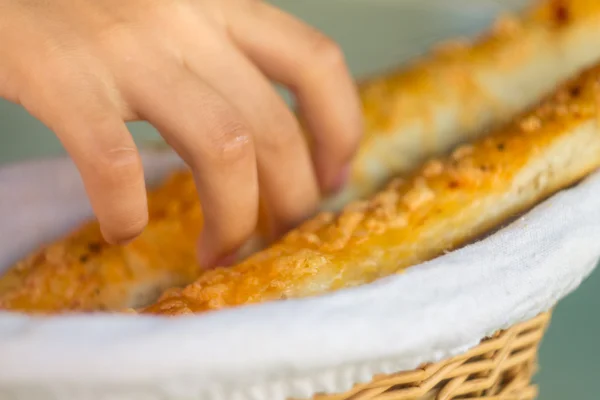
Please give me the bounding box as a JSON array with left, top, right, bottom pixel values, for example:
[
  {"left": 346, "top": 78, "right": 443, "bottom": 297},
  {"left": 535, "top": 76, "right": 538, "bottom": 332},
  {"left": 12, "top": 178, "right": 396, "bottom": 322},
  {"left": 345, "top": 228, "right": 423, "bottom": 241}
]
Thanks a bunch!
[
  {"left": 326, "top": 0, "right": 600, "bottom": 210},
  {"left": 143, "top": 61, "right": 600, "bottom": 315},
  {"left": 3, "top": 0, "right": 600, "bottom": 313}
]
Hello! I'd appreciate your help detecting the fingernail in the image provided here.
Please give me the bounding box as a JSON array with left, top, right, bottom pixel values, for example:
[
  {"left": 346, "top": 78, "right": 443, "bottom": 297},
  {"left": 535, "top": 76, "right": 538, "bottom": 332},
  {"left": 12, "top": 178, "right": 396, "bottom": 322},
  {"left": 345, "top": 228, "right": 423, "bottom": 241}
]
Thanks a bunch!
[
  {"left": 214, "top": 253, "right": 237, "bottom": 267},
  {"left": 197, "top": 234, "right": 214, "bottom": 268},
  {"left": 331, "top": 165, "right": 351, "bottom": 193},
  {"left": 201, "top": 253, "right": 236, "bottom": 270}
]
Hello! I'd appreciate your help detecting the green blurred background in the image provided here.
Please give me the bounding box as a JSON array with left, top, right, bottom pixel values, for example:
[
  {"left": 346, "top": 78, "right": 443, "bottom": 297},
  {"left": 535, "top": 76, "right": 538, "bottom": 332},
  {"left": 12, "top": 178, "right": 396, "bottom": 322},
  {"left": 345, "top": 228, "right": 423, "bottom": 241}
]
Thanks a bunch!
[{"left": 0, "top": 1, "right": 597, "bottom": 398}]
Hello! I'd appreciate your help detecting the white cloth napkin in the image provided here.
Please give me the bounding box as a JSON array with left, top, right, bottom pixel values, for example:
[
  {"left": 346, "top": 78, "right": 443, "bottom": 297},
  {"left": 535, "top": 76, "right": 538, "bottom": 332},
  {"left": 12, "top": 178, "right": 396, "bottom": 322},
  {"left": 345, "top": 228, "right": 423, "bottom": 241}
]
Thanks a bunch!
[{"left": 0, "top": 151, "right": 598, "bottom": 400}]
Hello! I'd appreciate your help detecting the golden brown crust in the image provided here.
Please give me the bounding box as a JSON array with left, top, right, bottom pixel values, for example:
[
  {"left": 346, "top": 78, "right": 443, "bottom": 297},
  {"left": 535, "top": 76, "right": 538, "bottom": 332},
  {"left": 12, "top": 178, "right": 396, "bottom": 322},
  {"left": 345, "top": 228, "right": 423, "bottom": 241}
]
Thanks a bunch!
[
  {"left": 0, "top": 171, "right": 203, "bottom": 312},
  {"left": 143, "top": 62, "right": 600, "bottom": 315},
  {"left": 330, "top": 0, "right": 600, "bottom": 210},
  {"left": 4, "top": 0, "right": 600, "bottom": 314}
]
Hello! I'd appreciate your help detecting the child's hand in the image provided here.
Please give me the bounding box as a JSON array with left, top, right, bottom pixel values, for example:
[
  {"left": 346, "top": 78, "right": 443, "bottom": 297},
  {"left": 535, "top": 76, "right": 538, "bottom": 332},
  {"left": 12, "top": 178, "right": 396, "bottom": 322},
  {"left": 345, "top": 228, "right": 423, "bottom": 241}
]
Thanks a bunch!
[{"left": 0, "top": 0, "right": 363, "bottom": 265}]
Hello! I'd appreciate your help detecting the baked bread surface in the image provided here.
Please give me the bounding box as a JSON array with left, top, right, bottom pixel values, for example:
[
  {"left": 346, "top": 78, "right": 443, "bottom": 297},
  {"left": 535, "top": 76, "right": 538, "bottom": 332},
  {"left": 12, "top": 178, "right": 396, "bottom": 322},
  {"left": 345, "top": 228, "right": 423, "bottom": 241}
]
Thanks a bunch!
[
  {"left": 0, "top": 172, "right": 202, "bottom": 312},
  {"left": 143, "top": 63, "right": 600, "bottom": 315},
  {"left": 2, "top": 0, "right": 600, "bottom": 313},
  {"left": 327, "top": 0, "right": 600, "bottom": 209}
]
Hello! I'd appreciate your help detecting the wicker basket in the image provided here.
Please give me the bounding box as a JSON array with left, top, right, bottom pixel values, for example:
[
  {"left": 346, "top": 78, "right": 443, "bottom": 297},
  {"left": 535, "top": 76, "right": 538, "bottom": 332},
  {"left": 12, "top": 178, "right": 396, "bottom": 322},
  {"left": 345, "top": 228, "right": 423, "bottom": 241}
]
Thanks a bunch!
[{"left": 309, "top": 312, "right": 551, "bottom": 400}]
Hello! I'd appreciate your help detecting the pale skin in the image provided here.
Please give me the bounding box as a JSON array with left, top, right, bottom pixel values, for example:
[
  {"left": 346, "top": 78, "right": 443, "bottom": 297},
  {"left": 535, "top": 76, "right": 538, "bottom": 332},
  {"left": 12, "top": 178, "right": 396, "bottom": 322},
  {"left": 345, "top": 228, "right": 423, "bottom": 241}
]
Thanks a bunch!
[{"left": 0, "top": 0, "right": 363, "bottom": 266}]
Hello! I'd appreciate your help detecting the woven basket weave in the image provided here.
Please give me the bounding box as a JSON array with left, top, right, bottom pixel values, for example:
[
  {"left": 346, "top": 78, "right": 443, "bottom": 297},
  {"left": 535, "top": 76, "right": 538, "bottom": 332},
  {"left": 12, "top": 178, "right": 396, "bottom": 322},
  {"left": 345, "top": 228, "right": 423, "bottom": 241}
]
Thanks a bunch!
[{"left": 309, "top": 312, "right": 551, "bottom": 400}]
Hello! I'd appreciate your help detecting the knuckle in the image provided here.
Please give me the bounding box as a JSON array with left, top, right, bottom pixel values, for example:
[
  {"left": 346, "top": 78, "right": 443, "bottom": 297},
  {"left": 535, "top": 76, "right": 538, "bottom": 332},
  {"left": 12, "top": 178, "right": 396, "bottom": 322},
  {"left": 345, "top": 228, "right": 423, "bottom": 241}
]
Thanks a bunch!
[
  {"left": 96, "top": 2, "right": 186, "bottom": 58},
  {"left": 102, "top": 145, "right": 142, "bottom": 171},
  {"left": 307, "top": 32, "right": 346, "bottom": 74},
  {"left": 32, "top": 52, "right": 92, "bottom": 93},
  {"left": 94, "top": 145, "right": 143, "bottom": 183},
  {"left": 29, "top": 61, "right": 115, "bottom": 120},
  {"left": 207, "top": 120, "right": 254, "bottom": 166}
]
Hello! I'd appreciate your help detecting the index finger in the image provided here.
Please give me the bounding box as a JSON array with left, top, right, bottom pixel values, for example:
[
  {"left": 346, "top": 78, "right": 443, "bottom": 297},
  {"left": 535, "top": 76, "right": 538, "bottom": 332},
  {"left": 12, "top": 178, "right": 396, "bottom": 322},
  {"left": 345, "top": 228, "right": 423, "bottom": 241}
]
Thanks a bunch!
[{"left": 20, "top": 71, "right": 148, "bottom": 245}]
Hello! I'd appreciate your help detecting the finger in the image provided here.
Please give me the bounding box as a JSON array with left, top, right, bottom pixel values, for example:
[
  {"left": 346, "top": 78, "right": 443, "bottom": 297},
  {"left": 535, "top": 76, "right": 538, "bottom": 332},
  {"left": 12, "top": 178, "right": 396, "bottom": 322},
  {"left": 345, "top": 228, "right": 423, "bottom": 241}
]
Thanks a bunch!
[
  {"left": 226, "top": 2, "right": 364, "bottom": 194},
  {"left": 124, "top": 66, "right": 259, "bottom": 266},
  {"left": 180, "top": 31, "right": 320, "bottom": 237},
  {"left": 21, "top": 73, "right": 148, "bottom": 245}
]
